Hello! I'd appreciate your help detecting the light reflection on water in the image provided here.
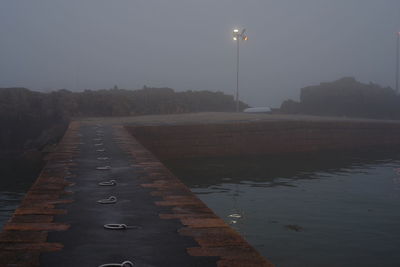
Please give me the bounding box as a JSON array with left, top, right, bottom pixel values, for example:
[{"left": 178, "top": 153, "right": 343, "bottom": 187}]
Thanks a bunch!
[{"left": 166, "top": 152, "right": 400, "bottom": 267}]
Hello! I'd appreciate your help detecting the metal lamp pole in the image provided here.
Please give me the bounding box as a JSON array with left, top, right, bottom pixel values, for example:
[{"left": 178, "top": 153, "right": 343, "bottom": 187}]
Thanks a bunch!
[
  {"left": 396, "top": 32, "right": 400, "bottom": 92},
  {"left": 233, "top": 28, "right": 248, "bottom": 112},
  {"left": 236, "top": 36, "right": 240, "bottom": 112}
]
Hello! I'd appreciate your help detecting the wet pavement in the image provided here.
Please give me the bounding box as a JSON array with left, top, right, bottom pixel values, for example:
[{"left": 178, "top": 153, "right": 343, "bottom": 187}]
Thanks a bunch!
[
  {"left": 41, "top": 124, "right": 218, "bottom": 267},
  {"left": 1, "top": 121, "right": 272, "bottom": 267}
]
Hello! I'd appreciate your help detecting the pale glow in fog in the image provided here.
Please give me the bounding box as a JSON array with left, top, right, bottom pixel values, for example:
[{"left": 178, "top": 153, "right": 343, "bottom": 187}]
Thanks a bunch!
[{"left": 0, "top": 0, "right": 399, "bottom": 107}]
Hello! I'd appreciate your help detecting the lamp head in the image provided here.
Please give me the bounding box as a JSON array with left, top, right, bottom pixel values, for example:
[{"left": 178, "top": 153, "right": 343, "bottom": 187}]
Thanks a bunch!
[{"left": 232, "top": 28, "right": 248, "bottom": 41}]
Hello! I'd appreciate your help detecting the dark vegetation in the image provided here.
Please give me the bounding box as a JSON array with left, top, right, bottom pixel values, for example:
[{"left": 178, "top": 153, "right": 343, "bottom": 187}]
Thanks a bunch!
[
  {"left": 0, "top": 86, "right": 245, "bottom": 157},
  {"left": 280, "top": 77, "right": 400, "bottom": 119}
]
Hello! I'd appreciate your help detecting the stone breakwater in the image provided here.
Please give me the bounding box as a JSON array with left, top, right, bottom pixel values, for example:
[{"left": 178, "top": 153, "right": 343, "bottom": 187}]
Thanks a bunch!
[
  {"left": 127, "top": 120, "right": 400, "bottom": 160},
  {"left": 0, "top": 120, "right": 273, "bottom": 267}
]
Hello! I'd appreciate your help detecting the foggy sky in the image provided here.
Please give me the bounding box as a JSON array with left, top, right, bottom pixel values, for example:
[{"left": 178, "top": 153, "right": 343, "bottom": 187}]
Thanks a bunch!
[{"left": 1, "top": 0, "right": 399, "bottom": 107}]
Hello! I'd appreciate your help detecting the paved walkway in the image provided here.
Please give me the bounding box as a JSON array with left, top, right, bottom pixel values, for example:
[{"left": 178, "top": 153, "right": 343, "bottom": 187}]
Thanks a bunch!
[{"left": 1, "top": 121, "right": 273, "bottom": 267}]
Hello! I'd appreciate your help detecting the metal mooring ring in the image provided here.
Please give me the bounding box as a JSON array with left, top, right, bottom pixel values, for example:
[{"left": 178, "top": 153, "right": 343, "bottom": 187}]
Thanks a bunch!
[
  {"left": 104, "top": 223, "right": 128, "bottom": 230},
  {"left": 96, "top": 166, "right": 111, "bottom": 170},
  {"left": 103, "top": 224, "right": 140, "bottom": 230},
  {"left": 98, "top": 260, "right": 135, "bottom": 267},
  {"left": 98, "top": 180, "right": 117, "bottom": 186},
  {"left": 97, "top": 196, "right": 117, "bottom": 204}
]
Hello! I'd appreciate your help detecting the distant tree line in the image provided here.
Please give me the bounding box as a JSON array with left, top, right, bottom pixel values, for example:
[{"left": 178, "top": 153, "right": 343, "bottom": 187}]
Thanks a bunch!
[
  {"left": 0, "top": 86, "right": 246, "bottom": 154},
  {"left": 280, "top": 77, "right": 400, "bottom": 119}
]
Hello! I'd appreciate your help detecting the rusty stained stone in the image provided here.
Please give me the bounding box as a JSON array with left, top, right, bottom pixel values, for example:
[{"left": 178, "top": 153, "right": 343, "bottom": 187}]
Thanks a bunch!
[
  {"left": 147, "top": 172, "right": 168, "bottom": 177},
  {"left": 30, "top": 183, "right": 68, "bottom": 191},
  {"left": 42, "top": 169, "right": 69, "bottom": 176},
  {"left": 33, "top": 183, "right": 71, "bottom": 190},
  {"left": 141, "top": 183, "right": 187, "bottom": 190},
  {"left": 142, "top": 181, "right": 190, "bottom": 191},
  {"left": 0, "top": 231, "right": 47, "bottom": 243},
  {"left": 42, "top": 199, "right": 73, "bottom": 205},
  {"left": 10, "top": 215, "right": 54, "bottom": 223},
  {"left": 180, "top": 218, "right": 229, "bottom": 228},
  {"left": 44, "top": 163, "right": 70, "bottom": 169},
  {"left": 179, "top": 227, "right": 248, "bottom": 248},
  {"left": 3, "top": 223, "right": 70, "bottom": 231},
  {"left": 150, "top": 190, "right": 174, "bottom": 197},
  {"left": 150, "top": 190, "right": 193, "bottom": 197},
  {"left": 143, "top": 169, "right": 167, "bottom": 175},
  {"left": 155, "top": 200, "right": 204, "bottom": 207},
  {"left": 37, "top": 172, "right": 66, "bottom": 179},
  {"left": 0, "top": 242, "right": 63, "bottom": 252},
  {"left": 18, "top": 203, "right": 55, "bottom": 209},
  {"left": 21, "top": 197, "right": 73, "bottom": 206},
  {"left": 141, "top": 179, "right": 168, "bottom": 186},
  {"left": 42, "top": 167, "right": 69, "bottom": 174},
  {"left": 14, "top": 208, "right": 66, "bottom": 216},
  {"left": 24, "top": 193, "right": 64, "bottom": 201},
  {"left": 143, "top": 168, "right": 166, "bottom": 173},
  {"left": 35, "top": 177, "right": 72, "bottom": 185},
  {"left": 132, "top": 170, "right": 146, "bottom": 176},
  {"left": 135, "top": 156, "right": 154, "bottom": 161},
  {"left": 159, "top": 213, "right": 218, "bottom": 220},
  {"left": 218, "top": 259, "right": 275, "bottom": 267},
  {"left": 145, "top": 169, "right": 170, "bottom": 175},
  {"left": 138, "top": 159, "right": 161, "bottom": 164},
  {"left": 187, "top": 246, "right": 270, "bottom": 263},
  {"left": 172, "top": 206, "right": 215, "bottom": 215},
  {"left": 147, "top": 178, "right": 178, "bottom": 184},
  {"left": 140, "top": 163, "right": 164, "bottom": 168},
  {"left": 28, "top": 188, "right": 73, "bottom": 195},
  {"left": 179, "top": 227, "right": 243, "bottom": 239},
  {"left": 27, "top": 189, "right": 68, "bottom": 196},
  {"left": 144, "top": 174, "right": 172, "bottom": 182},
  {"left": 163, "top": 195, "right": 199, "bottom": 201}
]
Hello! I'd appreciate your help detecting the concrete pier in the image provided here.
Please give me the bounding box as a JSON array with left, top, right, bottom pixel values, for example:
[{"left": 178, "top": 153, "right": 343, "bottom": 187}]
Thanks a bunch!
[
  {"left": 3, "top": 112, "right": 400, "bottom": 266},
  {"left": 0, "top": 117, "right": 273, "bottom": 267}
]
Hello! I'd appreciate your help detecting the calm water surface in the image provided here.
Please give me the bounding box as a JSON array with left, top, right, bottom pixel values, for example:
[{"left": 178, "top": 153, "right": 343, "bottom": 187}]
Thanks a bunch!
[
  {"left": 0, "top": 158, "right": 42, "bottom": 229},
  {"left": 166, "top": 152, "right": 400, "bottom": 267},
  {"left": 2, "top": 152, "right": 400, "bottom": 266}
]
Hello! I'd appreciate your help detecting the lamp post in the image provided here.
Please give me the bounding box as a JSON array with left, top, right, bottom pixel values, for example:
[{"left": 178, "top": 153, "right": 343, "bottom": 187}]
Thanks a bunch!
[
  {"left": 232, "top": 28, "right": 248, "bottom": 112},
  {"left": 396, "top": 32, "right": 400, "bottom": 92}
]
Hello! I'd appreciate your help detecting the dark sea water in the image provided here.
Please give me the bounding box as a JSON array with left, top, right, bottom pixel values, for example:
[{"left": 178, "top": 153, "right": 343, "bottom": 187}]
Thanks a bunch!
[
  {"left": 0, "top": 158, "right": 43, "bottom": 229},
  {"left": 2, "top": 151, "right": 400, "bottom": 266},
  {"left": 166, "top": 151, "right": 400, "bottom": 267}
]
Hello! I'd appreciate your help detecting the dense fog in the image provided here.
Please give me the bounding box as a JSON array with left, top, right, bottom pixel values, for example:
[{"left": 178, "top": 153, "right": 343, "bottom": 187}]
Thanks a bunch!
[{"left": 1, "top": 0, "right": 399, "bottom": 107}]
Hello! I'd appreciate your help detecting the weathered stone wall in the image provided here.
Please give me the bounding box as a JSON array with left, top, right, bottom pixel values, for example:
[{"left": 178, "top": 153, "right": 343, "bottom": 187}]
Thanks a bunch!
[{"left": 126, "top": 120, "right": 400, "bottom": 160}]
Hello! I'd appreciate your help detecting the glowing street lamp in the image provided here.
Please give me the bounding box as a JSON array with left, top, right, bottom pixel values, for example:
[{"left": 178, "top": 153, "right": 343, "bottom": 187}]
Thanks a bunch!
[{"left": 232, "top": 28, "right": 248, "bottom": 112}]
